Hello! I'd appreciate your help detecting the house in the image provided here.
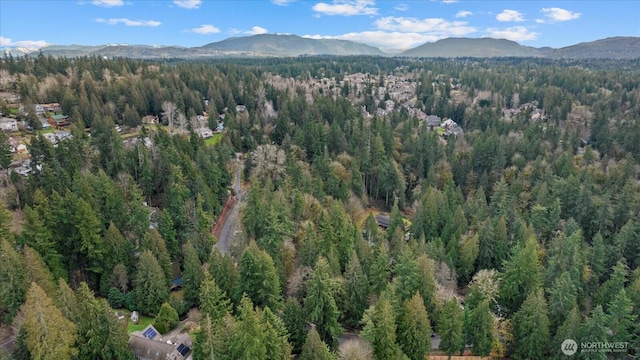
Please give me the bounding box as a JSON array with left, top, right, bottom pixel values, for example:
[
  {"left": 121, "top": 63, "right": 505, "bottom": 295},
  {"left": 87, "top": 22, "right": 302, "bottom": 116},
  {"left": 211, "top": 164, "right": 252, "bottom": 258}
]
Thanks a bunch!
[
  {"left": 194, "top": 127, "right": 213, "bottom": 139},
  {"left": 441, "top": 118, "right": 463, "bottom": 136},
  {"left": 34, "top": 104, "right": 45, "bottom": 115},
  {"left": 39, "top": 117, "right": 51, "bottom": 129},
  {"left": 128, "top": 324, "right": 192, "bottom": 360},
  {"left": 235, "top": 105, "right": 247, "bottom": 113},
  {"left": 0, "top": 117, "right": 18, "bottom": 132},
  {"left": 7, "top": 137, "right": 18, "bottom": 152},
  {"left": 16, "top": 143, "right": 28, "bottom": 154},
  {"left": 215, "top": 122, "right": 224, "bottom": 133},
  {"left": 48, "top": 114, "right": 70, "bottom": 127},
  {"left": 375, "top": 214, "right": 391, "bottom": 229},
  {"left": 142, "top": 115, "right": 159, "bottom": 125},
  {"left": 425, "top": 115, "right": 441, "bottom": 127}
]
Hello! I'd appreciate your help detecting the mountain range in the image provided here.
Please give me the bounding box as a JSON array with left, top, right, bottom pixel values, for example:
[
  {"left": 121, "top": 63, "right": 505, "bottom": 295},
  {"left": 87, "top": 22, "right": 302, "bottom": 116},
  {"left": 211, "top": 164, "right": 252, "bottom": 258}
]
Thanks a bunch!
[{"left": 3, "top": 34, "right": 639, "bottom": 59}]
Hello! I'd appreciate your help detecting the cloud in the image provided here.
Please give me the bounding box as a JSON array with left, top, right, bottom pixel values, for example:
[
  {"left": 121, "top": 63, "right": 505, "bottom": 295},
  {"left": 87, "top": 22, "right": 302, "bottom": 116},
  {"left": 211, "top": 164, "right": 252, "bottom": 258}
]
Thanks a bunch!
[
  {"left": 537, "top": 7, "right": 581, "bottom": 23},
  {"left": 96, "top": 18, "right": 161, "bottom": 27},
  {"left": 374, "top": 16, "right": 476, "bottom": 36},
  {"left": 486, "top": 26, "right": 539, "bottom": 41},
  {"left": 456, "top": 10, "right": 472, "bottom": 18},
  {"left": 305, "top": 31, "right": 437, "bottom": 50},
  {"left": 0, "top": 36, "right": 49, "bottom": 49},
  {"left": 496, "top": 9, "right": 525, "bottom": 22},
  {"left": 91, "top": 0, "right": 124, "bottom": 7},
  {"left": 441, "top": 0, "right": 458, "bottom": 3},
  {"left": 173, "top": 0, "right": 201, "bottom": 9},
  {"left": 229, "top": 26, "right": 269, "bottom": 35},
  {"left": 247, "top": 26, "right": 268, "bottom": 35},
  {"left": 272, "top": 0, "right": 295, "bottom": 5},
  {"left": 191, "top": 24, "right": 220, "bottom": 34},
  {"left": 394, "top": 4, "right": 408, "bottom": 11},
  {"left": 312, "top": 0, "right": 377, "bottom": 16}
]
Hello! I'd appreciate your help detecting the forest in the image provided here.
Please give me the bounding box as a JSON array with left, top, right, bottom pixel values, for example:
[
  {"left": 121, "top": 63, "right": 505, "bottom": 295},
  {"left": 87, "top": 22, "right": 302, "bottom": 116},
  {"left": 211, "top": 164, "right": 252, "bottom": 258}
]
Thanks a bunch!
[{"left": 0, "top": 53, "right": 639, "bottom": 360}]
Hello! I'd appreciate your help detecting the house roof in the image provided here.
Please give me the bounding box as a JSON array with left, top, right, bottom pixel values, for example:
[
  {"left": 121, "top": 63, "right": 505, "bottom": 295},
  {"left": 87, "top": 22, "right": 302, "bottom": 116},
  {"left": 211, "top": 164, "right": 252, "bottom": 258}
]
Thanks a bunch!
[{"left": 128, "top": 335, "right": 175, "bottom": 360}]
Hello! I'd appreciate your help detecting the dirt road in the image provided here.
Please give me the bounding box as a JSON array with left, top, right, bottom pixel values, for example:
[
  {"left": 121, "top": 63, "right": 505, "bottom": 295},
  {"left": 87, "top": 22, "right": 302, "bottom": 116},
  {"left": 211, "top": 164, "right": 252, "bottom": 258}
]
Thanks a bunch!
[{"left": 216, "top": 154, "right": 243, "bottom": 255}]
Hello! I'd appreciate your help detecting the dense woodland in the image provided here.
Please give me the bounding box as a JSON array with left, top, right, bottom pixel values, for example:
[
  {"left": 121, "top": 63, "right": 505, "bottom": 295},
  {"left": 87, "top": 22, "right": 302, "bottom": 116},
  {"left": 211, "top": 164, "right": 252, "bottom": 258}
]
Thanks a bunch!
[{"left": 0, "top": 54, "right": 639, "bottom": 360}]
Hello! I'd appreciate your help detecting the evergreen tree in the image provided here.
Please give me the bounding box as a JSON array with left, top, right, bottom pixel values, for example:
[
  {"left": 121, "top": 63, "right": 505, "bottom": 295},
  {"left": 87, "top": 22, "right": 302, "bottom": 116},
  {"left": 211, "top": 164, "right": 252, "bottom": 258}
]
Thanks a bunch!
[
  {"left": 342, "top": 253, "right": 369, "bottom": 327},
  {"left": 283, "top": 298, "right": 307, "bottom": 354},
  {"left": 304, "top": 257, "right": 342, "bottom": 349},
  {"left": 580, "top": 305, "right": 608, "bottom": 360},
  {"left": 23, "top": 283, "right": 77, "bottom": 360},
  {"left": 182, "top": 241, "right": 203, "bottom": 308},
  {"left": 230, "top": 296, "right": 267, "bottom": 359},
  {"left": 551, "top": 307, "right": 581, "bottom": 360},
  {"left": 437, "top": 297, "right": 465, "bottom": 358},
  {"left": 606, "top": 289, "right": 636, "bottom": 346},
  {"left": 397, "top": 292, "right": 431, "bottom": 360},
  {"left": 500, "top": 236, "right": 543, "bottom": 314},
  {"left": 468, "top": 299, "right": 493, "bottom": 356},
  {"left": 261, "top": 306, "right": 292, "bottom": 360},
  {"left": 0, "top": 239, "right": 25, "bottom": 324},
  {"left": 154, "top": 302, "right": 179, "bottom": 333},
  {"left": 199, "top": 271, "right": 231, "bottom": 322},
  {"left": 361, "top": 293, "right": 405, "bottom": 360},
  {"left": 21, "top": 245, "right": 57, "bottom": 302},
  {"left": 134, "top": 250, "right": 169, "bottom": 315},
  {"left": 300, "top": 327, "right": 336, "bottom": 360},
  {"left": 193, "top": 313, "right": 236, "bottom": 360},
  {"left": 511, "top": 289, "right": 550, "bottom": 360},
  {"left": 368, "top": 244, "right": 389, "bottom": 297},
  {"left": 237, "top": 241, "right": 282, "bottom": 310}
]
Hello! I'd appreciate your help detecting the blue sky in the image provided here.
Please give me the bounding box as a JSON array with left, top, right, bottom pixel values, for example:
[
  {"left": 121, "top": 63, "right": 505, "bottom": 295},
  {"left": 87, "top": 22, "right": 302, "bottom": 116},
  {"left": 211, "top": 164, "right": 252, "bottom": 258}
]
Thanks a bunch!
[{"left": 1, "top": 0, "right": 639, "bottom": 51}]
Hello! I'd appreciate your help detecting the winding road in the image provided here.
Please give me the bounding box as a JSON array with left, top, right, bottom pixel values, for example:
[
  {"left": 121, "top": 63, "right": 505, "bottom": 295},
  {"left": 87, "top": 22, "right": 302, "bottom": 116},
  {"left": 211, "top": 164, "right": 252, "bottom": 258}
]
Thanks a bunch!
[{"left": 216, "top": 153, "right": 243, "bottom": 255}]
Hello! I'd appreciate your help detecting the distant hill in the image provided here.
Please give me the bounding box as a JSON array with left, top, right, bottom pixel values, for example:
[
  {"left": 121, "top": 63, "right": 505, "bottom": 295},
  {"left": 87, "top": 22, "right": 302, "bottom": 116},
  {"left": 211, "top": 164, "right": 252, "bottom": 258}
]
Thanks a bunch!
[
  {"left": 401, "top": 37, "right": 545, "bottom": 58},
  {"left": 6, "top": 35, "right": 639, "bottom": 59},
  {"left": 547, "top": 37, "right": 640, "bottom": 59},
  {"left": 202, "top": 34, "right": 384, "bottom": 56}
]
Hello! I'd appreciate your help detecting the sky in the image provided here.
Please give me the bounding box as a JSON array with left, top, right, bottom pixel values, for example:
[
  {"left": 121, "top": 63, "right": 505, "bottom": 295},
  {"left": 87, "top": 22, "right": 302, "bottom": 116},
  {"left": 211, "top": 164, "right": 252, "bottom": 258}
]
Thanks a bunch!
[{"left": 1, "top": 0, "right": 639, "bottom": 51}]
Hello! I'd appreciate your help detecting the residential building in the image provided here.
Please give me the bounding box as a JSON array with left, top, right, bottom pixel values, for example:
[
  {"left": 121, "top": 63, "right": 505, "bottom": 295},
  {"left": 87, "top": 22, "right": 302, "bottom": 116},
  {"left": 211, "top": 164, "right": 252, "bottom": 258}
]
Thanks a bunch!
[{"left": 0, "top": 117, "right": 18, "bottom": 132}]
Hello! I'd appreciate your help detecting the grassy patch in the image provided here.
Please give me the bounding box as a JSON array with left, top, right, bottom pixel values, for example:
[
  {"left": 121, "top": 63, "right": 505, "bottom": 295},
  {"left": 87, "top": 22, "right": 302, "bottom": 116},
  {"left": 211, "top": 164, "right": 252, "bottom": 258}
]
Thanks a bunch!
[
  {"left": 435, "top": 127, "right": 446, "bottom": 136},
  {"left": 128, "top": 314, "right": 155, "bottom": 334},
  {"left": 205, "top": 133, "right": 223, "bottom": 146}
]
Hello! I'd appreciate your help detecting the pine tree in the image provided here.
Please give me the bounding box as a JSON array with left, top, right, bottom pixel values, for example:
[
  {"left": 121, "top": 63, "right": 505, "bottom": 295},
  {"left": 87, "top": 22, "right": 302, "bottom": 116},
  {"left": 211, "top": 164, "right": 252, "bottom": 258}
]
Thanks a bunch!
[
  {"left": 362, "top": 293, "right": 405, "bottom": 359},
  {"left": 193, "top": 313, "right": 236, "bottom": 360},
  {"left": 437, "top": 297, "right": 465, "bottom": 358},
  {"left": 230, "top": 296, "right": 267, "bottom": 359},
  {"left": 393, "top": 250, "right": 420, "bottom": 303},
  {"left": 21, "top": 245, "right": 57, "bottom": 301},
  {"left": 199, "top": 271, "right": 231, "bottom": 322},
  {"left": 182, "top": 241, "right": 203, "bottom": 308},
  {"left": 607, "top": 289, "right": 636, "bottom": 346},
  {"left": 469, "top": 299, "right": 493, "bottom": 356},
  {"left": 23, "top": 283, "right": 77, "bottom": 360},
  {"left": 580, "top": 305, "right": 608, "bottom": 360},
  {"left": 551, "top": 307, "right": 581, "bottom": 360},
  {"left": 283, "top": 298, "right": 307, "bottom": 353},
  {"left": 304, "top": 257, "right": 342, "bottom": 349},
  {"left": 134, "top": 250, "right": 169, "bottom": 315},
  {"left": 261, "top": 306, "right": 292, "bottom": 360},
  {"left": 500, "top": 236, "right": 543, "bottom": 314},
  {"left": 511, "top": 288, "right": 550, "bottom": 360},
  {"left": 342, "top": 253, "right": 369, "bottom": 327},
  {"left": 300, "top": 327, "right": 336, "bottom": 360},
  {"left": 237, "top": 241, "right": 282, "bottom": 311},
  {"left": 397, "top": 292, "right": 431, "bottom": 360},
  {"left": 154, "top": 302, "right": 179, "bottom": 332},
  {"left": 368, "top": 244, "right": 389, "bottom": 297},
  {"left": 0, "top": 239, "right": 25, "bottom": 324}
]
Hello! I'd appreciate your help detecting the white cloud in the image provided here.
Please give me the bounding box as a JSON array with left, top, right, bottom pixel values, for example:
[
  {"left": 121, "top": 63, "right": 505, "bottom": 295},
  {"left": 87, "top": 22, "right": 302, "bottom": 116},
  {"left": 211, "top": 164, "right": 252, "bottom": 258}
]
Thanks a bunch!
[
  {"left": 456, "top": 10, "right": 472, "bottom": 18},
  {"left": 374, "top": 16, "right": 476, "bottom": 37},
  {"left": 272, "top": 0, "right": 295, "bottom": 5},
  {"left": 394, "top": 4, "right": 408, "bottom": 11},
  {"left": 442, "top": 0, "right": 458, "bottom": 3},
  {"left": 0, "top": 36, "right": 49, "bottom": 49},
  {"left": 96, "top": 18, "right": 161, "bottom": 27},
  {"left": 247, "top": 26, "right": 268, "bottom": 35},
  {"left": 305, "top": 31, "right": 436, "bottom": 50},
  {"left": 91, "top": 0, "right": 124, "bottom": 7},
  {"left": 229, "top": 26, "right": 269, "bottom": 35},
  {"left": 173, "top": 0, "right": 201, "bottom": 9},
  {"left": 191, "top": 24, "right": 220, "bottom": 34},
  {"left": 538, "top": 7, "right": 581, "bottom": 23},
  {"left": 486, "top": 26, "right": 539, "bottom": 41},
  {"left": 312, "top": 0, "right": 377, "bottom": 16},
  {"left": 496, "top": 9, "right": 525, "bottom": 22}
]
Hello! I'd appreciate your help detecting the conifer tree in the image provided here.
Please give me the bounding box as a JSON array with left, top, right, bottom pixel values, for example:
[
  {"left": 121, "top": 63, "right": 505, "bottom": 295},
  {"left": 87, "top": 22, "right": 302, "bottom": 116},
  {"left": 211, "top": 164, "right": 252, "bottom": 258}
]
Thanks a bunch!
[
  {"left": 300, "top": 327, "right": 336, "bottom": 360},
  {"left": 304, "top": 257, "right": 342, "bottom": 349},
  {"left": 397, "top": 292, "right": 431, "bottom": 360},
  {"left": 511, "top": 289, "right": 550, "bottom": 360},
  {"left": 362, "top": 293, "right": 405, "bottom": 359},
  {"left": 437, "top": 297, "right": 465, "bottom": 358}
]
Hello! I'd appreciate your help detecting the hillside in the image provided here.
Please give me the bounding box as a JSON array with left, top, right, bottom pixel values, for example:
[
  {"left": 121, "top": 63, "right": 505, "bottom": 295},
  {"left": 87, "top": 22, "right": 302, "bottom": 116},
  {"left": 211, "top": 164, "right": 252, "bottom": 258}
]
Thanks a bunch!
[
  {"left": 548, "top": 36, "right": 640, "bottom": 59},
  {"left": 201, "top": 33, "right": 385, "bottom": 56},
  {"left": 401, "top": 37, "right": 545, "bottom": 58}
]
